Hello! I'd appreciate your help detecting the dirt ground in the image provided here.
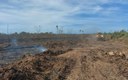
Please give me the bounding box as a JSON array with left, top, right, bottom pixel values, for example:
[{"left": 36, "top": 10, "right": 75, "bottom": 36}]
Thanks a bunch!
[{"left": 0, "top": 35, "right": 128, "bottom": 80}]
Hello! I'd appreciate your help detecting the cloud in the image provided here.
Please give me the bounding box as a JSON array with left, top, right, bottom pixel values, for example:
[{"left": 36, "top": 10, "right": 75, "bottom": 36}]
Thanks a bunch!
[{"left": 0, "top": 0, "right": 127, "bottom": 33}]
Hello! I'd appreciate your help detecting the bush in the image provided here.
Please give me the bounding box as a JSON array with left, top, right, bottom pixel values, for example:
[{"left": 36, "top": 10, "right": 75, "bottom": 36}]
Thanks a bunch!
[{"left": 104, "top": 30, "right": 128, "bottom": 40}]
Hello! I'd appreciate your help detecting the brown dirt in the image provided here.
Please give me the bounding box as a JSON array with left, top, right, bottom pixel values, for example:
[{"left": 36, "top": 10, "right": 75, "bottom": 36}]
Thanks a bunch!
[{"left": 0, "top": 39, "right": 128, "bottom": 80}]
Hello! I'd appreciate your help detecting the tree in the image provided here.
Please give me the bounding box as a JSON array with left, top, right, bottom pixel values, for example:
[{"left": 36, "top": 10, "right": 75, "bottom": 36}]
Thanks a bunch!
[
  {"left": 56, "top": 25, "right": 59, "bottom": 34},
  {"left": 35, "top": 25, "right": 41, "bottom": 33},
  {"left": 56, "top": 25, "right": 63, "bottom": 34}
]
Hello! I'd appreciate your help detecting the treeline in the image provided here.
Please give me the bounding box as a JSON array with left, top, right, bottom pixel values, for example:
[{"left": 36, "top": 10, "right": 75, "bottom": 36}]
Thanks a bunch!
[
  {"left": 0, "top": 32, "right": 81, "bottom": 41},
  {"left": 104, "top": 30, "right": 128, "bottom": 40},
  {"left": 0, "top": 32, "right": 56, "bottom": 39}
]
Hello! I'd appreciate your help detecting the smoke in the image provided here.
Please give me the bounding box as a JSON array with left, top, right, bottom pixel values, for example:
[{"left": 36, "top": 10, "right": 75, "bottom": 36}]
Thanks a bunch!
[
  {"left": 0, "top": 38, "right": 48, "bottom": 66},
  {"left": 11, "top": 38, "right": 18, "bottom": 47},
  {"left": 9, "top": 38, "right": 47, "bottom": 53},
  {"left": 36, "top": 46, "right": 47, "bottom": 53}
]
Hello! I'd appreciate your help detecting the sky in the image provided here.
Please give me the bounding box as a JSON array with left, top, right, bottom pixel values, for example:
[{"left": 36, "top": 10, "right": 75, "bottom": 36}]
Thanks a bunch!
[{"left": 0, "top": 0, "right": 128, "bottom": 34}]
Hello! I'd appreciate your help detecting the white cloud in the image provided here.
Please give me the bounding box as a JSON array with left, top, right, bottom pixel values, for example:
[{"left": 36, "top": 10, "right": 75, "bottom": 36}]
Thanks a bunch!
[
  {"left": 0, "top": 0, "right": 127, "bottom": 33},
  {"left": 93, "top": 6, "right": 103, "bottom": 12}
]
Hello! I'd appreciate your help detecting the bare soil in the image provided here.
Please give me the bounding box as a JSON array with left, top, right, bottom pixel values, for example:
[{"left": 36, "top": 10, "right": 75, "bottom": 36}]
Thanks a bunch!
[{"left": 0, "top": 35, "right": 128, "bottom": 80}]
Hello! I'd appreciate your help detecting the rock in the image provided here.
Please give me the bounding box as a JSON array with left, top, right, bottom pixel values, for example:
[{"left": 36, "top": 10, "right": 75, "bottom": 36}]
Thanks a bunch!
[
  {"left": 119, "top": 52, "right": 123, "bottom": 56},
  {"left": 108, "top": 52, "right": 114, "bottom": 56}
]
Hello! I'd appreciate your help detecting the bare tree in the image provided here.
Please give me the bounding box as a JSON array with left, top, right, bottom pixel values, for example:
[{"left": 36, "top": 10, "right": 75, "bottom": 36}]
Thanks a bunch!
[
  {"left": 56, "top": 25, "right": 59, "bottom": 34},
  {"left": 35, "top": 25, "right": 41, "bottom": 33},
  {"left": 56, "top": 25, "right": 63, "bottom": 34}
]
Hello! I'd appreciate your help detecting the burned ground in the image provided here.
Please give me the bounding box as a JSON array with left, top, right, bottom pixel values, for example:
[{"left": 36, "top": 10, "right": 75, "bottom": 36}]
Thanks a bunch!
[
  {"left": 0, "top": 34, "right": 128, "bottom": 80},
  {"left": 0, "top": 53, "right": 76, "bottom": 80}
]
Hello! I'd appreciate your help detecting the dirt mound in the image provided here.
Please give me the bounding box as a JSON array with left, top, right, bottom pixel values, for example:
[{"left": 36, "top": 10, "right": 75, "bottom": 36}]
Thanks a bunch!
[
  {"left": 0, "top": 44, "right": 128, "bottom": 80},
  {"left": 78, "top": 48, "right": 128, "bottom": 80},
  {"left": 57, "top": 47, "right": 128, "bottom": 80},
  {"left": 0, "top": 53, "right": 76, "bottom": 80}
]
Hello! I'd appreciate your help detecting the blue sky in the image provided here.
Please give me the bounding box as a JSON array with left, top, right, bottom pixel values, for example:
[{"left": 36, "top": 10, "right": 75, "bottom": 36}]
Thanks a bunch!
[{"left": 0, "top": 0, "right": 128, "bottom": 33}]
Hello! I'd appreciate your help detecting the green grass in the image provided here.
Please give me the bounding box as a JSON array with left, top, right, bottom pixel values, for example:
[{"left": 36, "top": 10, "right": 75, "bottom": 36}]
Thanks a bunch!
[{"left": 103, "top": 30, "right": 128, "bottom": 40}]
